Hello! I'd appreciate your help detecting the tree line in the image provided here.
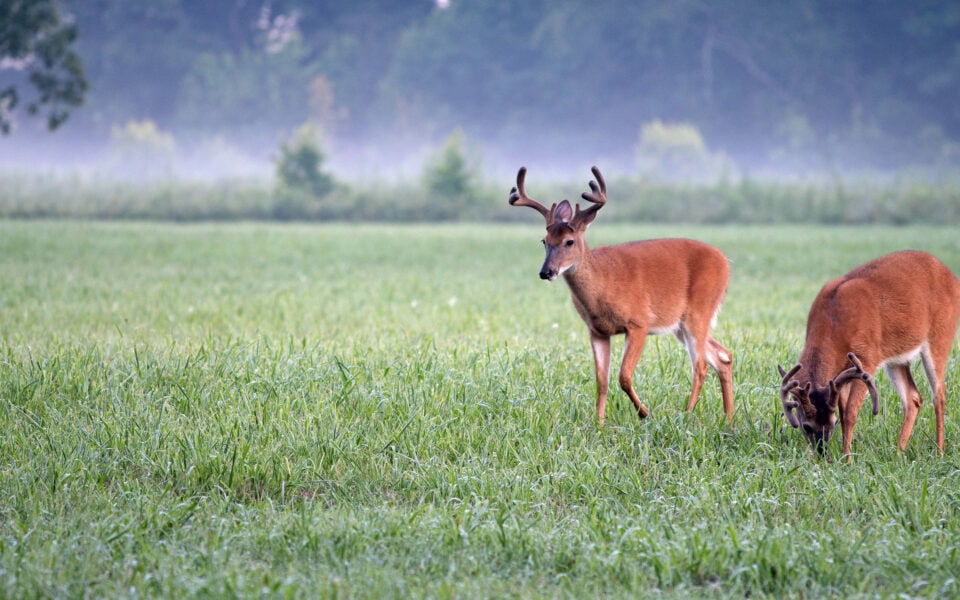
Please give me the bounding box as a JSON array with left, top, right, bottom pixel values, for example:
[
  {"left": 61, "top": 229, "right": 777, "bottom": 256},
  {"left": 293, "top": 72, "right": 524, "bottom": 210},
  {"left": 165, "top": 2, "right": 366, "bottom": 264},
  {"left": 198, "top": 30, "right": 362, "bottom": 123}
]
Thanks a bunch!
[{"left": 4, "top": 0, "right": 960, "bottom": 175}]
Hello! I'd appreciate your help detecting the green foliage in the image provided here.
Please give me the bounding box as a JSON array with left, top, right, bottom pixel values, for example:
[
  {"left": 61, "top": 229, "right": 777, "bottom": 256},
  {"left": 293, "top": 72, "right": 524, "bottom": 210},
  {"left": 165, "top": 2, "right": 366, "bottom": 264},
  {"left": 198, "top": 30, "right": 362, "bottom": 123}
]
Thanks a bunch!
[
  {"left": 5, "top": 170, "right": 960, "bottom": 224},
  {"left": 379, "top": 0, "right": 960, "bottom": 170},
  {"left": 176, "top": 42, "right": 316, "bottom": 138},
  {"left": 2, "top": 221, "right": 960, "bottom": 596},
  {"left": 420, "top": 128, "right": 482, "bottom": 219},
  {"left": 636, "top": 120, "right": 729, "bottom": 180},
  {"left": 16, "top": 1, "right": 954, "bottom": 172},
  {"left": 0, "top": 0, "right": 87, "bottom": 133},
  {"left": 424, "top": 130, "right": 473, "bottom": 197},
  {"left": 0, "top": 172, "right": 274, "bottom": 220},
  {"left": 59, "top": 2, "right": 429, "bottom": 144},
  {"left": 273, "top": 123, "right": 335, "bottom": 220}
]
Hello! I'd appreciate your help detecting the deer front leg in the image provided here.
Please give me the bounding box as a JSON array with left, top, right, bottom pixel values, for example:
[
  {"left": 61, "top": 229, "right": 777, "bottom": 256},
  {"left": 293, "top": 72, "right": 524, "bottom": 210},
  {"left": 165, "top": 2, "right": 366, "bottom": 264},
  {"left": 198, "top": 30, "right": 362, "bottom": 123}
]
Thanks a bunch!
[
  {"left": 590, "top": 335, "right": 612, "bottom": 425},
  {"left": 837, "top": 383, "right": 866, "bottom": 457},
  {"left": 618, "top": 328, "right": 650, "bottom": 420},
  {"left": 685, "top": 350, "right": 710, "bottom": 415}
]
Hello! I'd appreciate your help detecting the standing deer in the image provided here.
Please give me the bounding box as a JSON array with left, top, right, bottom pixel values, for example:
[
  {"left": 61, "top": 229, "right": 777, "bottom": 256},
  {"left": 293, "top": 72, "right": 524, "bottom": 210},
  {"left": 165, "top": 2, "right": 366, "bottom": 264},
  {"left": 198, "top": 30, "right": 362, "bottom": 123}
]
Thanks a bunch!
[
  {"left": 509, "top": 166, "right": 734, "bottom": 424},
  {"left": 778, "top": 250, "right": 960, "bottom": 456}
]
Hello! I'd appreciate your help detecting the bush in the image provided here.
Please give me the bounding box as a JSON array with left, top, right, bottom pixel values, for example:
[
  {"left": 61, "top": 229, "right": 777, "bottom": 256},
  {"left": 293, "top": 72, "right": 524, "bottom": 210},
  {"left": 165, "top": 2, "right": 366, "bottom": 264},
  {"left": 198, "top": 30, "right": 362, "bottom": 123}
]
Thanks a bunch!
[
  {"left": 421, "top": 128, "right": 482, "bottom": 220},
  {"left": 635, "top": 120, "right": 728, "bottom": 181},
  {"left": 273, "top": 123, "right": 334, "bottom": 219}
]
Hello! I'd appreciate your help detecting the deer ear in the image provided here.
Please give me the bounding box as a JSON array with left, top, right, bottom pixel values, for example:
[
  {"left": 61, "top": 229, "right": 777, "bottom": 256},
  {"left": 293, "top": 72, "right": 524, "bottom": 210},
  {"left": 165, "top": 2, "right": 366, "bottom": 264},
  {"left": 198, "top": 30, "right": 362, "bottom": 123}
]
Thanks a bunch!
[{"left": 553, "top": 200, "right": 573, "bottom": 224}]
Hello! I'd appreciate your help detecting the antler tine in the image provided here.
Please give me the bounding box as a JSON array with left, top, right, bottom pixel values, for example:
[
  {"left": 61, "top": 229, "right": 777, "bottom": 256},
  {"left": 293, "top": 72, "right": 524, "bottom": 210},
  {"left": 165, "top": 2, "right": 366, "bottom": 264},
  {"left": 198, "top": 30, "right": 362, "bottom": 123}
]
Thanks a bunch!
[
  {"left": 778, "top": 363, "right": 803, "bottom": 428},
  {"left": 579, "top": 165, "right": 607, "bottom": 207},
  {"left": 508, "top": 166, "right": 552, "bottom": 221},
  {"left": 572, "top": 165, "right": 607, "bottom": 225},
  {"left": 831, "top": 352, "right": 880, "bottom": 416},
  {"left": 847, "top": 352, "right": 866, "bottom": 372},
  {"left": 778, "top": 363, "right": 800, "bottom": 381}
]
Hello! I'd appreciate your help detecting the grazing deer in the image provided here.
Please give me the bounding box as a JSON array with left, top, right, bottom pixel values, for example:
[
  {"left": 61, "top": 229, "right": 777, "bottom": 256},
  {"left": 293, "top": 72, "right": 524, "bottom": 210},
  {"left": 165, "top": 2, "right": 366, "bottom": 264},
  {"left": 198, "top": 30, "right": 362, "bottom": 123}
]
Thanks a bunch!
[
  {"left": 778, "top": 250, "right": 960, "bottom": 456},
  {"left": 509, "top": 166, "right": 734, "bottom": 424}
]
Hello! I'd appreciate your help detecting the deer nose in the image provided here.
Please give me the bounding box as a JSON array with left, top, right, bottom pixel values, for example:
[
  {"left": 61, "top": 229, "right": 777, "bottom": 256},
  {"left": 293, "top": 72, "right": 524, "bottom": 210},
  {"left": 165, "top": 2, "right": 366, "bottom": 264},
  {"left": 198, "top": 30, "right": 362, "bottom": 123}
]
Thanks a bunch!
[{"left": 540, "top": 268, "right": 555, "bottom": 280}]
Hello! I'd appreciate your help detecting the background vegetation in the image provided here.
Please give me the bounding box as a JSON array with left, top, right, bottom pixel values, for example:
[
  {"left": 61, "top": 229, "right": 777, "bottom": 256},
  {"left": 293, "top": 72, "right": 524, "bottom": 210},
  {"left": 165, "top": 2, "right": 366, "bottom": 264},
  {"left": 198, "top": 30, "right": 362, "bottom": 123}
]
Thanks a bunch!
[
  {"left": 5, "top": 1, "right": 960, "bottom": 226},
  {"left": 2, "top": 168, "right": 960, "bottom": 225},
  {"left": 3, "top": 1, "right": 960, "bottom": 177},
  {"left": 2, "top": 220, "right": 960, "bottom": 597}
]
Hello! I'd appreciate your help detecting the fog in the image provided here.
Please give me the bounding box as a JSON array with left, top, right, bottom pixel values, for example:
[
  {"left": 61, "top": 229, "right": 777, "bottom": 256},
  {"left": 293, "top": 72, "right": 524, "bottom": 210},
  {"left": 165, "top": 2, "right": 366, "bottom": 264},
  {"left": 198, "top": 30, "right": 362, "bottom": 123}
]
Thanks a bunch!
[{"left": 3, "top": 1, "right": 959, "bottom": 183}]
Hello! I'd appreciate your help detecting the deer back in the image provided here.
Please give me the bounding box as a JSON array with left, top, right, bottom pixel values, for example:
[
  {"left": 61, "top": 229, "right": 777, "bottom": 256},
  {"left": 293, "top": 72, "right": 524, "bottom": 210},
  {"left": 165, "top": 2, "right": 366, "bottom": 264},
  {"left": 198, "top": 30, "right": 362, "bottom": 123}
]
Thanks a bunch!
[
  {"left": 801, "top": 250, "right": 960, "bottom": 376},
  {"left": 563, "top": 238, "right": 730, "bottom": 337}
]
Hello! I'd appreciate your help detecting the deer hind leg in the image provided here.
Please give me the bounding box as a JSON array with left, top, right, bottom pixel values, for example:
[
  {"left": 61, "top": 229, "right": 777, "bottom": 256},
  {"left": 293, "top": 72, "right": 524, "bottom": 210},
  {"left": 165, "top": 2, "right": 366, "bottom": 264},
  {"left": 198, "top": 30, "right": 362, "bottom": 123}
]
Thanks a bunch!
[
  {"left": 920, "top": 347, "right": 947, "bottom": 453},
  {"left": 590, "top": 335, "right": 613, "bottom": 425},
  {"left": 618, "top": 329, "right": 650, "bottom": 420},
  {"left": 886, "top": 363, "right": 923, "bottom": 451},
  {"left": 676, "top": 322, "right": 735, "bottom": 419},
  {"left": 673, "top": 324, "right": 710, "bottom": 415},
  {"left": 707, "top": 336, "right": 734, "bottom": 420}
]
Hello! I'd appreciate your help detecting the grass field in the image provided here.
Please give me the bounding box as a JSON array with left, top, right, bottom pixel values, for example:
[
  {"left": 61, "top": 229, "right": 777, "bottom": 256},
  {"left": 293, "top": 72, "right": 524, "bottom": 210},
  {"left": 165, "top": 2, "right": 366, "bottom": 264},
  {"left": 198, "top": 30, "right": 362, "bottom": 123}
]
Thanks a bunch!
[{"left": 2, "top": 220, "right": 960, "bottom": 598}]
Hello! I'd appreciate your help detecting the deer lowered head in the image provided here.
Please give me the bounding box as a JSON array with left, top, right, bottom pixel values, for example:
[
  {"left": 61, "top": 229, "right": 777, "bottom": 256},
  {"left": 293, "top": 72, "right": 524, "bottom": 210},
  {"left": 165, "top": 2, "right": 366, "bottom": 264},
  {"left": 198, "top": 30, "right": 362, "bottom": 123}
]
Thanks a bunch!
[
  {"left": 778, "top": 353, "right": 879, "bottom": 454},
  {"left": 508, "top": 165, "right": 606, "bottom": 281}
]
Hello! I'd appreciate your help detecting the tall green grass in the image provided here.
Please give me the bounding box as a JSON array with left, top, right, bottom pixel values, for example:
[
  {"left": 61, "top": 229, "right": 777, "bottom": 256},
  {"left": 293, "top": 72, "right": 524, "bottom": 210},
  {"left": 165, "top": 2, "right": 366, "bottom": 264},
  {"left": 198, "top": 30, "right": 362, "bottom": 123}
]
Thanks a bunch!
[{"left": 2, "top": 221, "right": 960, "bottom": 597}]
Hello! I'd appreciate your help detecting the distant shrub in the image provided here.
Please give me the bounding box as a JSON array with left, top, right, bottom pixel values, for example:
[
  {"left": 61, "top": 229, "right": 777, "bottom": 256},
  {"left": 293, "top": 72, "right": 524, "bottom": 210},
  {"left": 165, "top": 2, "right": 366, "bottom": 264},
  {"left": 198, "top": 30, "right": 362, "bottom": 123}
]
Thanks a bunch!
[
  {"left": 275, "top": 123, "right": 333, "bottom": 196},
  {"left": 635, "top": 120, "right": 729, "bottom": 181},
  {"left": 273, "top": 122, "right": 335, "bottom": 219},
  {"left": 421, "top": 128, "right": 482, "bottom": 220}
]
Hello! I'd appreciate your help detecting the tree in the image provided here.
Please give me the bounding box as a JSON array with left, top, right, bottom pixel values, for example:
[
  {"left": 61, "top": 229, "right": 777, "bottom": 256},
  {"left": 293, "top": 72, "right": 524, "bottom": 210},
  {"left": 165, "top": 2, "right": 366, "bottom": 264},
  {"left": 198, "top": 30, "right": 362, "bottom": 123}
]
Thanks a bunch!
[
  {"left": 422, "top": 128, "right": 481, "bottom": 219},
  {"left": 273, "top": 122, "right": 335, "bottom": 219},
  {"left": 276, "top": 122, "right": 333, "bottom": 198},
  {"left": 0, "top": 0, "right": 87, "bottom": 134}
]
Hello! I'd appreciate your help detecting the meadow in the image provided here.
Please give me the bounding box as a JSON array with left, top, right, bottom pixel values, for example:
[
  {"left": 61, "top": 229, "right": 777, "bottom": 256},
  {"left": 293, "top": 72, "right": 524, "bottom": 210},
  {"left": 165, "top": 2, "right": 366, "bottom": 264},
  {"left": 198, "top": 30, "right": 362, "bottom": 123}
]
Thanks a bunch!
[{"left": 2, "top": 219, "right": 960, "bottom": 598}]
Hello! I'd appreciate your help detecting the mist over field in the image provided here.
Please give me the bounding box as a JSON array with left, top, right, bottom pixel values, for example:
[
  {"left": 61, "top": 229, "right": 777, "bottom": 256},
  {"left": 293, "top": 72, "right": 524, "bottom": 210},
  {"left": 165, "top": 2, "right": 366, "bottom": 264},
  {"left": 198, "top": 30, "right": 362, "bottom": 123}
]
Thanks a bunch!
[{"left": 3, "top": 1, "right": 960, "bottom": 183}]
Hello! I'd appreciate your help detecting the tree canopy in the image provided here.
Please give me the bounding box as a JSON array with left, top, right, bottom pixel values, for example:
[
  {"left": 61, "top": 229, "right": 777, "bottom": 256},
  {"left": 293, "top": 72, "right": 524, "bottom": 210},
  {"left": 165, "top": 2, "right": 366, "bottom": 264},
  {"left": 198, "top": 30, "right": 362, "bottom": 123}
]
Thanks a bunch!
[
  {"left": 0, "top": 0, "right": 87, "bottom": 134},
  {"left": 7, "top": 0, "right": 960, "bottom": 173}
]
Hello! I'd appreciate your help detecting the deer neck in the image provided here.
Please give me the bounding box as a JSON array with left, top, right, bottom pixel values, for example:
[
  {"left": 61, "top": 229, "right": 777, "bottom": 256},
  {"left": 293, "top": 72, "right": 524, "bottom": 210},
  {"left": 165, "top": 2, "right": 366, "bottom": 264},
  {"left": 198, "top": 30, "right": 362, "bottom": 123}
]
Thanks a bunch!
[
  {"left": 799, "top": 346, "right": 847, "bottom": 389},
  {"left": 560, "top": 244, "right": 596, "bottom": 297}
]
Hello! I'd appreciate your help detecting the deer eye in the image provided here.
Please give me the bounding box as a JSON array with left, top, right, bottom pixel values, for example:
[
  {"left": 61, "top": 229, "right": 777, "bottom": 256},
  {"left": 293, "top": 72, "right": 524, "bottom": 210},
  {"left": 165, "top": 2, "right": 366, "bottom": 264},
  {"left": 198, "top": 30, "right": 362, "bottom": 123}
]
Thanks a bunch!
[
  {"left": 541, "top": 239, "right": 546, "bottom": 246},
  {"left": 564, "top": 239, "right": 575, "bottom": 247}
]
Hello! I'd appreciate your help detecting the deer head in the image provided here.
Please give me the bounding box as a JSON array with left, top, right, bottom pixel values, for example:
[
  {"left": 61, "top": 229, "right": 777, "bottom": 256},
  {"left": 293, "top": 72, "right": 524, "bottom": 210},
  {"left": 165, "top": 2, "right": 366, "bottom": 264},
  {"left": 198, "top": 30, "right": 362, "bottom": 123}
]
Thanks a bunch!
[
  {"left": 778, "top": 352, "right": 879, "bottom": 454},
  {"left": 508, "top": 166, "right": 607, "bottom": 281}
]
